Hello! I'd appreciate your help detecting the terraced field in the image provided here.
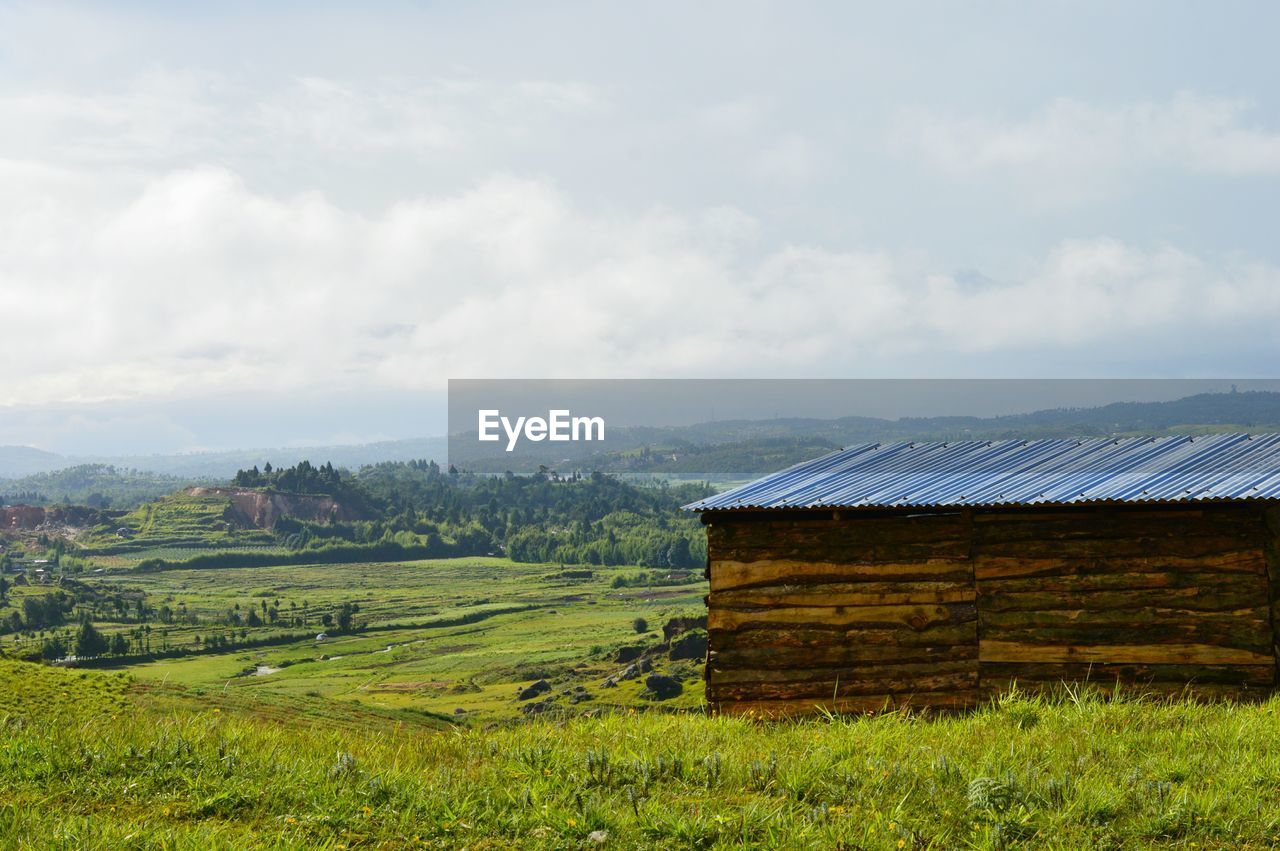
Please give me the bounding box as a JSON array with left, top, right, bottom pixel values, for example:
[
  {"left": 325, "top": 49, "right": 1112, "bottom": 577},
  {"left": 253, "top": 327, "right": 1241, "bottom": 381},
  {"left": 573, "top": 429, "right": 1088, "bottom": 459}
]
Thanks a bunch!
[{"left": 67, "top": 490, "right": 284, "bottom": 566}]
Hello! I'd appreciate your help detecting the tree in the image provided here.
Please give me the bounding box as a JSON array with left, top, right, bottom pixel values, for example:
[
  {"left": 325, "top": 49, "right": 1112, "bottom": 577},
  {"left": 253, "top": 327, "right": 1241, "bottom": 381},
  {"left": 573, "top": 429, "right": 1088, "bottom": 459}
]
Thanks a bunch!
[
  {"left": 42, "top": 635, "right": 68, "bottom": 661},
  {"left": 110, "top": 633, "right": 129, "bottom": 656},
  {"left": 74, "top": 620, "right": 109, "bottom": 658},
  {"left": 632, "top": 617, "right": 649, "bottom": 634},
  {"left": 336, "top": 602, "right": 359, "bottom": 633}
]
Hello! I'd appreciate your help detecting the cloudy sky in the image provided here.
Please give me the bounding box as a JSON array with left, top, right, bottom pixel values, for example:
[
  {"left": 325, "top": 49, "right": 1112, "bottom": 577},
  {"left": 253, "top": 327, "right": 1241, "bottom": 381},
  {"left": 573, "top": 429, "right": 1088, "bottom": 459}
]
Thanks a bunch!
[{"left": 3, "top": 2, "right": 1280, "bottom": 453}]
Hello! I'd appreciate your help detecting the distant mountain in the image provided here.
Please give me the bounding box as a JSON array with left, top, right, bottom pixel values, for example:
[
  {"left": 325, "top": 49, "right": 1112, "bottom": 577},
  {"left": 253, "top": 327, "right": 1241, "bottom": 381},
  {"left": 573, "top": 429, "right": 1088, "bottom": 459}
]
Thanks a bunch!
[
  {"left": 0, "top": 437, "right": 449, "bottom": 480},
  {"left": 87, "top": 437, "right": 451, "bottom": 479},
  {"left": 6, "top": 390, "right": 1280, "bottom": 482},
  {"left": 0, "top": 446, "right": 67, "bottom": 478},
  {"left": 451, "top": 390, "right": 1280, "bottom": 474},
  {"left": 0, "top": 464, "right": 192, "bottom": 509}
]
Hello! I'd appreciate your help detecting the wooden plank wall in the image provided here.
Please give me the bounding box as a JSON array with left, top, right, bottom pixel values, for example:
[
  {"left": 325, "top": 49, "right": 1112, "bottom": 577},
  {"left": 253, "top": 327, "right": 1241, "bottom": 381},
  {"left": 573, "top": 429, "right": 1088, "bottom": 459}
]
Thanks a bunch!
[
  {"left": 1266, "top": 507, "right": 1280, "bottom": 687},
  {"left": 973, "top": 506, "right": 1275, "bottom": 698},
  {"left": 705, "top": 504, "right": 1279, "bottom": 716},
  {"left": 705, "top": 512, "right": 978, "bottom": 717}
]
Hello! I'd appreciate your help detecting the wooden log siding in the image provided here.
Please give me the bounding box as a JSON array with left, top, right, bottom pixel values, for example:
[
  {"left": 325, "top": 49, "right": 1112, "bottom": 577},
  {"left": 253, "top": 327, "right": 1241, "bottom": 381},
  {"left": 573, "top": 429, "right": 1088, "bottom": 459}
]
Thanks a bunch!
[
  {"left": 705, "top": 512, "right": 980, "bottom": 715},
  {"left": 703, "top": 505, "right": 1280, "bottom": 716}
]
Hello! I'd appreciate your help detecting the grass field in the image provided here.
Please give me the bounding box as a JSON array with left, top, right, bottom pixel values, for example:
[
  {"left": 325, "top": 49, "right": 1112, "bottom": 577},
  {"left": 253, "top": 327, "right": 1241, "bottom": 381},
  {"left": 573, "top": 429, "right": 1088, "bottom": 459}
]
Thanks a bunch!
[
  {"left": 3, "top": 558, "right": 709, "bottom": 721},
  {"left": 9, "top": 556, "right": 1280, "bottom": 847},
  {"left": 5, "top": 660, "right": 1280, "bottom": 848}
]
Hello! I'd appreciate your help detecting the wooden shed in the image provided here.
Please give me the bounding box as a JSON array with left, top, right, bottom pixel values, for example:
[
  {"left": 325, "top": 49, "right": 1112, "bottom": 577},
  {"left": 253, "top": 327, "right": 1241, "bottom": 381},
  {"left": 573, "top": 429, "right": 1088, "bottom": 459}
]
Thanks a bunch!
[{"left": 685, "top": 434, "right": 1280, "bottom": 717}]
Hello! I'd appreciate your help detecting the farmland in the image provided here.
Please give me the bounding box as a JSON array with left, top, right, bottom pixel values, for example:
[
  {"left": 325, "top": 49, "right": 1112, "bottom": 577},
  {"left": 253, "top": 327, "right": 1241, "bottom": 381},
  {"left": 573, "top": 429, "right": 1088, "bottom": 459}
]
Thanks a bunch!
[{"left": 2, "top": 558, "right": 709, "bottom": 722}]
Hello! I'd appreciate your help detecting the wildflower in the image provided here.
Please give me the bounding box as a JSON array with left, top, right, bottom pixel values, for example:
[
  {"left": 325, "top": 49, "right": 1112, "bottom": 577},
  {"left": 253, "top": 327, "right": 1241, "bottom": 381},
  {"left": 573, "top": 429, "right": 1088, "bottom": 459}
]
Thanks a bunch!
[
  {"left": 212, "top": 708, "right": 221, "bottom": 713},
  {"left": 897, "top": 842, "right": 905, "bottom": 849},
  {"left": 889, "top": 822, "right": 896, "bottom": 830},
  {"left": 362, "top": 805, "right": 373, "bottom": 816}
]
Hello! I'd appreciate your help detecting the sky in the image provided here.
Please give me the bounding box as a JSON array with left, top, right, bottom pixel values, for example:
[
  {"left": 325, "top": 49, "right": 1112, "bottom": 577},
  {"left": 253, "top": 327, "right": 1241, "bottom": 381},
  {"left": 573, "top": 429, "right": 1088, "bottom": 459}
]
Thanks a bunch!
[{"left": 3, "top": 1, "right": 1280, "bottom": 454}]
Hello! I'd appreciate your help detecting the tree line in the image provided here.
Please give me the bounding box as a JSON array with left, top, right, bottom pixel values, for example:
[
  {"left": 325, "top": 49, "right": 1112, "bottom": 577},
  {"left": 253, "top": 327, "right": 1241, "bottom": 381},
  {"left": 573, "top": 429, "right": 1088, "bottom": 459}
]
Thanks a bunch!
[{"left": 213, "top": 461, "right": 714, "bottom": 570}]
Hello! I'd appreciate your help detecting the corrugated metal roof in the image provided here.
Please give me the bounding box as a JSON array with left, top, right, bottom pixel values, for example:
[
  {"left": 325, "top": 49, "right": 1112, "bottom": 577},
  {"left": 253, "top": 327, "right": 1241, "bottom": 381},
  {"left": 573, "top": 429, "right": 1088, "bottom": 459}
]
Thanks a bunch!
[{"left": 684, "top": 433, "right": 1280, "bottom": 512}]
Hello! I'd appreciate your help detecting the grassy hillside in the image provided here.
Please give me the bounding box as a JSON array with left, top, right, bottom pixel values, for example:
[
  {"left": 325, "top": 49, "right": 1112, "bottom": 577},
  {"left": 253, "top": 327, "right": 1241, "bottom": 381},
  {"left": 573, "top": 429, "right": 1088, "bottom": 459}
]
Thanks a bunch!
[
  {"left": 66, "top": 490, "right": 281, "bottom": 566},
  {"left": 3, "top": 660, "right": 1280, "bottom": 848}
]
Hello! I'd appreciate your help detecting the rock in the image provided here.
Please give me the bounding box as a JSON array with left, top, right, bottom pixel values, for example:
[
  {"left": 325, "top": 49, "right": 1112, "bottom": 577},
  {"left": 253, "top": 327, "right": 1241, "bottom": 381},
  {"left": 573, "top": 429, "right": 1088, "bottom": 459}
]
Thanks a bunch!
[
  {"left": 668, "top": 629, "right": 708, "bottom": 661},
  {"left": 662, "top": 615, "right": 707, "bottom": 642},
  {"left": 617, "top": 664, "right": 641, "bottom": 681},
  {"left": 453, "top": 708, "right": 466, "bottom": 715},
  {"left": 614, "top": 645, "right": 645, "bottom": 664},
  {"left": 639, "top": 657, "right": 653, "bottom": 673},
  {"left": 601, "top": 677, "right": 618, "bottom": 688},
  {"left": 517, "top": 679, "right": 551, "bottom": 701},
  {"left": 521, "top": 697, "right": 555, "bottom": 715},
  {"left": 588, "top": 829, "right": 609, "bottom": 844},
  {"left": 570, "top": 691, "right": 594, "bottom": 704},
  {"left": 645, "top": 673, "right": 683, "bottom": 700}
]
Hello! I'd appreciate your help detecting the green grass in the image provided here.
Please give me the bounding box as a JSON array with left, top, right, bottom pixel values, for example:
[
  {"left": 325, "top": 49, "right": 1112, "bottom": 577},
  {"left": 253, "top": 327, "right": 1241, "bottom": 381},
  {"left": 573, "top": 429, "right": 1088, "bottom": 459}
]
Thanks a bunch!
[
  {"left": 4, "top": 661, "right": 1280, "bottom": 848},
  {"left": 9, "top": 555, "right": 1280, "bottom": 847},
  {"left": 0, "top": 658, "right": 131, "bottom": 720},
  {"left": 3, "top": 558, "right": 708, "bottom": 721},
  {"left": 72, "top": 490, "right": 277, "bottom": 556}
]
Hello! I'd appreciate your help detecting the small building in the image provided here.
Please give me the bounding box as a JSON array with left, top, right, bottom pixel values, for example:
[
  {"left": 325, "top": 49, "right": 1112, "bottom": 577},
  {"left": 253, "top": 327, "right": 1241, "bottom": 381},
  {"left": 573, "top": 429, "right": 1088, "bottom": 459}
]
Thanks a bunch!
[{"left": 685, "top": 434, "right": 1280, "bottom": 717}]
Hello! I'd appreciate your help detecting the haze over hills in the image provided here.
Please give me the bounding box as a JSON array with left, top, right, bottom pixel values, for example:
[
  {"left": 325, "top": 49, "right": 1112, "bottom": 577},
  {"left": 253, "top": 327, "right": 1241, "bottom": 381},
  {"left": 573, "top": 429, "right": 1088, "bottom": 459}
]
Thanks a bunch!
[
  {"left": 452, "top": 390, "right": 1280, "bottom": 474},
  {"left": 5, "top": 390, "right": 1280, "bottom": 483},
  {"left": 0, "top": 446, "right": 66, "bottom": 478},
  {"left": 0, "top": 437, "right": 449, "bottom": 481}
]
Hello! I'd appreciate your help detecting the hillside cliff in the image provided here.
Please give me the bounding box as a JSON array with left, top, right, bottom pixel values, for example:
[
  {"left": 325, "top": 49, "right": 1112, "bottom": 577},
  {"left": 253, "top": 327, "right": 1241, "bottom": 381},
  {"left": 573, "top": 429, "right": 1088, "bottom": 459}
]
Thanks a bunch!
[{"left": 185, "top": 487, "right": 367, "bottom": 528}]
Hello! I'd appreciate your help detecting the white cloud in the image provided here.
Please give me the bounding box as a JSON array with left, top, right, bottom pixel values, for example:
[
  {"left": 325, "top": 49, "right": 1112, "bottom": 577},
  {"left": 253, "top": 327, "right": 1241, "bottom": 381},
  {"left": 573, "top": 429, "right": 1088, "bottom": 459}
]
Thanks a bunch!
[
  {"left": 0, "top": 72, "right": 608, "bottom": 171},
  {"left": 752, "top": 133, "right": 824, "bottom": 184},
  {"left": 2, "top": 167, "right": 1278, "bottom": 409},
  {"left": 895, "top": 93, "right": 1280, "bottom": 202}
]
